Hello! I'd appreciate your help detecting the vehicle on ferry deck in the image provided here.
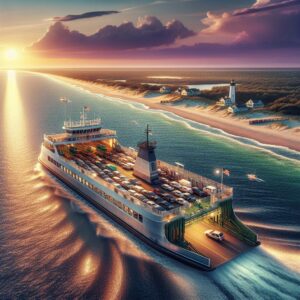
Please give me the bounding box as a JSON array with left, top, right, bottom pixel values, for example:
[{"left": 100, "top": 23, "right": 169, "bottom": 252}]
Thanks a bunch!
[{"left": 205, "top": 230, "right": 225, "bottom": 242}]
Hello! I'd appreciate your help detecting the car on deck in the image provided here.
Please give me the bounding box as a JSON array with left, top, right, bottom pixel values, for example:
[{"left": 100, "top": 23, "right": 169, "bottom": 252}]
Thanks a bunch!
[{"left": 205, "top": 230, "right": 224, "bottom": 242}]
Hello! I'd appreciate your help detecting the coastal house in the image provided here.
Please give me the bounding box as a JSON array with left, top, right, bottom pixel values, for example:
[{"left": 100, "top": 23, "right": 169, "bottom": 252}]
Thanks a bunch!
[
  {"left": 181, "top": 88, "right": 200, "bottom": 96},
  {"left": 217, "top": 79, "right": 236, "bottom": 107},
  {"left": 175, "top": 87, "right": 182, "bottom": 95},
  {"left": 246, "top": 99, "right": 264, "bottom": 109},
  {"left": 159, "top": 86, "right": 172, "bottom": 94},
  {"left": 228, "top": 104, "right": 249, "bottom": 114},
  {"left": 218, "top": 96, "right": 233, "bottom": 107}
]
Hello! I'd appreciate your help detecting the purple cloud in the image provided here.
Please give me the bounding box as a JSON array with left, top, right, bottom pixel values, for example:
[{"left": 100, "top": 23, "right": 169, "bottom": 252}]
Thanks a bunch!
[
  {"left": 234, "top": 0, "right": 300, "bottom": 16},
  {"left": 31, "top": 16, "right": 195, "bottom": 51},
  {"left": 50, "top": 11, "right": 119, "bottom": 22},
  {"left": 201, "top": 1, "right": 300, "bottom": 48}
]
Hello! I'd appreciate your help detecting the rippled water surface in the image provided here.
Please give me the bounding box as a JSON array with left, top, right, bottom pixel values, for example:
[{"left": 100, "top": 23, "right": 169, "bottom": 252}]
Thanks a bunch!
[{"left": 0, "top": 71, "right": 299, "bottom": 299}]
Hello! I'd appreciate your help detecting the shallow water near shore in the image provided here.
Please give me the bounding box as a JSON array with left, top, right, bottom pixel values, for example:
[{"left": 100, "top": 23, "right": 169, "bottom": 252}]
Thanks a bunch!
[{"left": 0, "top": 71, "right": 299, "bottom": 299}]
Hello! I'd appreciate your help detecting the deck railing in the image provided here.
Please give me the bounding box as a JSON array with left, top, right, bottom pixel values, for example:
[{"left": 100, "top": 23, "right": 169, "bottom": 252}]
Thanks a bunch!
[
  {"left": 157, "top": 160, "right": 233, "bottom": 200},
  {"left": 120, "top": 146, "right": 233, "bottom": 200},
  {"left": 45, "top": 128, "right": 116, "bottom": 144},
  {"left": 62, "top": 157, "right": 180, "bottom": 217},
  {"left": 63, "top": 118, "right": 101, "bottom": 128}
]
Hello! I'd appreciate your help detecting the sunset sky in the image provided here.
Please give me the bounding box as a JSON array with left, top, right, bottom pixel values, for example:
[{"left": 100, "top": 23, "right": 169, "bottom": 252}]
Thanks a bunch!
[{"left": 1, "top": 0, "right": 300, "bottom": 67}]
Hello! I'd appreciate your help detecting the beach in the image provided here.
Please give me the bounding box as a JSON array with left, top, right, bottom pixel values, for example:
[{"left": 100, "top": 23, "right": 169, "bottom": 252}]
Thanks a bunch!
[{"left": 50, "top": 74, "right": 300, "bottom": 153}]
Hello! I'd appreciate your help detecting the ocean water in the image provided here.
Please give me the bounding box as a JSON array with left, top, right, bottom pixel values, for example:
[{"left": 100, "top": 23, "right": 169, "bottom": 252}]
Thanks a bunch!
[{"left": 0, "top": 71, "right": 299, "bottom": 299}]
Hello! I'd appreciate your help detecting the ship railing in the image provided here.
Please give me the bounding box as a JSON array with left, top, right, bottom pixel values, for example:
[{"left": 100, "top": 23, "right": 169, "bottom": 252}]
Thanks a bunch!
[
  {"left": 63, "top": 118, "right": 101, "bottom": 128},
  {"left": 99, "top": 129, "right": 117, "bottom": 136},
  {"left": 119, "top": 147, "right": 233, "bottom": 198},
  {"left": 157, "top": 160, "right": 233, "bottom": 199},
  {"left": 120, "top": 145, "right": 138, "bottom": 159},
  {"left": 64, "top": 158, "right": 178, "bottom": 217},
  {"left": 44, "top": 129, "right": 116, "bottom": 144},
  {"left": 45, "top": 133, "right": 69, "bottom": 143},
  {"left": 137, "top": 140, "right": 157, "bottom": 149}
]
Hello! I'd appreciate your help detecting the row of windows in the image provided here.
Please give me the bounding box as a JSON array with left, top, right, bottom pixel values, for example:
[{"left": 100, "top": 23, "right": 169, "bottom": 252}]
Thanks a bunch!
[
  {"left": 48, "top": 156, "right": 143, "bottom": 223},
  {"left": 66, "top": 128, "right": 100, "bottom": 134},
  {"left": 48, "top": 156, "right": 61, "bottom": 167},
  {"left": 63, "top": 134, "right": 104, "bottom": 142}
]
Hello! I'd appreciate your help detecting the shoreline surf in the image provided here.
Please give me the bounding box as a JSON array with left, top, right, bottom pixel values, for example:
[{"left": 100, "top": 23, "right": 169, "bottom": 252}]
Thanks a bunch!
[{"left": 44, "top": 73, "right": 300, "bottom": 156}]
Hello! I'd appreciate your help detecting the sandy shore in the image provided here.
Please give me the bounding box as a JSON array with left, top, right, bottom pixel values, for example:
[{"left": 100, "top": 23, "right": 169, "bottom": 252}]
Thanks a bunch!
[{"left": 51, "top": 74, "right": 300, "bottom": 153}]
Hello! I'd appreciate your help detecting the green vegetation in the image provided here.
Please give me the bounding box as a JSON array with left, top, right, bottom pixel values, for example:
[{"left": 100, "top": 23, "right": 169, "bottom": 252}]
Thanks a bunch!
[
  {"left": 184, "top": 197, "right": 211, "bottom": 216},
  {"left": 34, "top": 68, "right": 300, "bottom": 116},
  {"left": 97, "top": 145, "right": 107, "bottom": 153},
  {"left": 202, "top": 85, "right": 300, "bottom": 115}
]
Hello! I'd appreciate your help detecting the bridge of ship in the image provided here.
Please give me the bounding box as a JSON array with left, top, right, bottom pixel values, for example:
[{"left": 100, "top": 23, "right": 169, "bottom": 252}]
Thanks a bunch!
[{"left": 44, "top": 128, "right": 117, "bottom": 145}]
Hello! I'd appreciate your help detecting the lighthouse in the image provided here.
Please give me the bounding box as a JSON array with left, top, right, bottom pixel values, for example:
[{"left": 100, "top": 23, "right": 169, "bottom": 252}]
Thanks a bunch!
[{"left": 229, "top": 80, "right": 236, "bottom": 104}]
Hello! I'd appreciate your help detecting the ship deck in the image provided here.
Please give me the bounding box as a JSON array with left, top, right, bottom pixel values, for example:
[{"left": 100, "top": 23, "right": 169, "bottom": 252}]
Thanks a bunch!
[
  {"left": 185, "top": 219, "right": 252, "bottom": 268},
  {"left": 54, "top": 139, "right": 234, "bottom": 219}
]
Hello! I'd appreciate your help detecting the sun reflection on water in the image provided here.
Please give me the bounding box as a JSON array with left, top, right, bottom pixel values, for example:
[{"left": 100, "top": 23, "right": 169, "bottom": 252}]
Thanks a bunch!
[{"left": 3, "top": 70, "right": 28, "bottom": 175}]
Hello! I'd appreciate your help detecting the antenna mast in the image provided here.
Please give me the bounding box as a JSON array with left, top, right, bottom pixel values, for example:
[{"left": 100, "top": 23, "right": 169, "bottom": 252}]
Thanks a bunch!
[{"left": 146, "top": 124, "right": 151, "bottom": 147}]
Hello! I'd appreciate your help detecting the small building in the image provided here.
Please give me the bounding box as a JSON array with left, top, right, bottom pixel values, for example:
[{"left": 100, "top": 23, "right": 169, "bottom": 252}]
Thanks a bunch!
[
  {"left": 228, "top": 104, "right": 249, "bottom": 114},
  {"left": 175, "top": 87, "right": 182, "bottom": 95},
  {"left": 181, "top": 88, "right": 200, "bottom": 97},
  {"left": 159, "top": 86, "right": 172, "bottom": 94},
  {"left": 218, "top": 96, "right": 233, "bottom": 107},
  {"left": 246, "top": 99, "right": 264, "bottom": 109}
]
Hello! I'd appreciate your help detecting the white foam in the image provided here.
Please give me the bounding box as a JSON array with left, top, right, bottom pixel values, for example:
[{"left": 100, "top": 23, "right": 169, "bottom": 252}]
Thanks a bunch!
[{"left": 54, "top": 75, "right": 300, "bottom": 164}]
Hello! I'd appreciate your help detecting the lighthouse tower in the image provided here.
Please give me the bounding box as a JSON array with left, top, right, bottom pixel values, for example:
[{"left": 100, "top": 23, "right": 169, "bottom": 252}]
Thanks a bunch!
[
  {"left": 229, "top": 80, "right": 236, "bottom": 104},
  {"left": 133, "top": 125, "right": 159, "bottom": 184}
]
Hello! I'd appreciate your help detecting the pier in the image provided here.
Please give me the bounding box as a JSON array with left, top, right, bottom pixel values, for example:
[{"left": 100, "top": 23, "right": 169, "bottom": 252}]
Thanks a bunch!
[{"left": 249, "top": 117, "right": 289, "bottom": 125}]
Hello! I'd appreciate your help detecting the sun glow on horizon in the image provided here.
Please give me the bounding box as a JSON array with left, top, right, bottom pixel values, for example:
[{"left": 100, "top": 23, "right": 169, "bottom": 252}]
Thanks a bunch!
[{"left": 4, "top": 48, "right": 19, "bottom": 61}]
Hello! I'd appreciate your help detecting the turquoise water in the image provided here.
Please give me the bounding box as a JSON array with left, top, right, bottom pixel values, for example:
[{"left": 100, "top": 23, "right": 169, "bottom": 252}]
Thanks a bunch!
[{"left": 0, "top": 71, "right": 299, "bottom": 299}]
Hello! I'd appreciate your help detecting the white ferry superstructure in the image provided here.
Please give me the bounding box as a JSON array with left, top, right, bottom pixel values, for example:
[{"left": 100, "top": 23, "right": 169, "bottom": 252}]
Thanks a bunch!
[{"left": 39, "top": 108, "right": 259, "bottom": 270}]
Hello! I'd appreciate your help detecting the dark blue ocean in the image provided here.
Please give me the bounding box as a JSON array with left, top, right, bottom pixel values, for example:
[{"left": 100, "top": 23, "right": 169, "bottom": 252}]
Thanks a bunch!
[{"left": 0, "top": 71, "right": 299, "bottom": 299}]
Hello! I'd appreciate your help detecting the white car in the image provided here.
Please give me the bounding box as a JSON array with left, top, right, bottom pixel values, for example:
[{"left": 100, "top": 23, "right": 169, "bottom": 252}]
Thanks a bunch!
[
  {"left": 205, "top": 230, "right": 224, "bottom": 241},
  {"left": 161, "top": 184, "right": 174, "bottom": 191},
  {"left": 170, "top": 181, "right": 182, "bottom": 189}
]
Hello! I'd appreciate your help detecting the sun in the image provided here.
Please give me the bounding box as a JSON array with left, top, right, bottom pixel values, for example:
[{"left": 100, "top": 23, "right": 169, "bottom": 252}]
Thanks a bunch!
[{"left": 5, "top": 48, "right": 18, "bottom": 61}]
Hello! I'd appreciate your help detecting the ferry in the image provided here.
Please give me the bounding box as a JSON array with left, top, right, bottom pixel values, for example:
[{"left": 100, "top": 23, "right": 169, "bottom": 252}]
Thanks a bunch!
[{"left": 39, "top": 106, "right": 259, "bottom": 270}]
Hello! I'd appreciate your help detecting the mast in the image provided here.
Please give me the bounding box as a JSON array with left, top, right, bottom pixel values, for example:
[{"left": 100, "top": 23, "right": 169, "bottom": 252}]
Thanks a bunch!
[
  {"left": 146, "top": 124, "right": 150, "bottom": 147},
  {"left": 82, "top": 106, "right": 85, "bottom": 126},
  {"left": 60, "top": 97, "right": 72, "bottom": 123}
]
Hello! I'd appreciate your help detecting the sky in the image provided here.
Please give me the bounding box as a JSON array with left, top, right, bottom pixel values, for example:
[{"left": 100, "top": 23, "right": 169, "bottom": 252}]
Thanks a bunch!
[{"left": 0, "top": 0, "right": 300, "bottom": 68}]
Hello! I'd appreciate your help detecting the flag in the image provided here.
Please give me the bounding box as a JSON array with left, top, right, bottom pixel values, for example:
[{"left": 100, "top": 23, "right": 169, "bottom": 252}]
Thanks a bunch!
[
  {"left": 223, "top": 169, "right": 230, "bottom": 176},
  {"left": 84, "top": 106, "right": 90, "bottom": 112}
]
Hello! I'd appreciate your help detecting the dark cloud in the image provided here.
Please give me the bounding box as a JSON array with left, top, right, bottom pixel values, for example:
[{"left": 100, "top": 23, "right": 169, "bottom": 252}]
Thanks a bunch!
[
  {"left": 234, "top": 0, "right": 300, "bottom": 16},
  {"left": 31, "top": 16, "right": 195, "bottom": 51},
  {"left": 50, "top": 10, "right": 119, "bottom": 22}
]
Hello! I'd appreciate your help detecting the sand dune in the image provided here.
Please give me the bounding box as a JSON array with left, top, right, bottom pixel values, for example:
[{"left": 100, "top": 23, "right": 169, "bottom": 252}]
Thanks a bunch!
[{"left": 51, "top": 75, "right": 300, "bottom": 153}]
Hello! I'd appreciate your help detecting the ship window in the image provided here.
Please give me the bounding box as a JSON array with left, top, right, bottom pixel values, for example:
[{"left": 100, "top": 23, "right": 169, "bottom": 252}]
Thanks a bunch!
[
  {"left": 133, "top": 211, "right": 138, "bottom": 219},
  {"left": 151, "top": 162, "right": 156, "bottom": 171},
  {"left": 138, "top": 215, "right": 143, "bottom": 223}
]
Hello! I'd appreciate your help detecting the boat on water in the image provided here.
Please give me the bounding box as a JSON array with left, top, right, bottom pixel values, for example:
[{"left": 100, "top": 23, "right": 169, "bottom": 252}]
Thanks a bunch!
[{"left": 39, "top": 106, "right": 259, "bottom": 270}]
